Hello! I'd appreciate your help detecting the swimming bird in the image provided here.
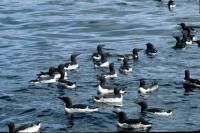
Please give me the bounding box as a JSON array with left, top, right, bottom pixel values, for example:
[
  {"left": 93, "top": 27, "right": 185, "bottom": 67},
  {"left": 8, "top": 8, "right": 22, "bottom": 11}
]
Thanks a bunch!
[
  {"left": 6, "top": 121, "right": 41, "bottom": 133},
  {"left": 119, "top": 57, "right": 132, "bottom": 74},
  {"left": 138, "top": 79, "right": 158, "bottom": 94},
  {"left": 30, "top": 64, "right": 67, "bottom": 84},
  {"left": 58, "top": 96, "right": 98, "bottom": 113},
  {"left": 168, "top": 0, "right": 176, "bottom": 9},
  {"left": 117, "top": 48, "right": 142, "bottom": 61},
  {"left": 93, "top": 88, "right": 123, "bottom": 103},
  {"left": 37, "top": 67, "right": 56, "bottom": 78},
  {"left": 178, "top": 23, "right": 196, "bottom": 33},
  {"left": 113, "top": 111, "right": 152, "bottom": 129},
  {"left": 93, "top": 53, "right": 109, "bottom": 68},
  {"left": 64, "top": 54, "right": 80, "bottom": 70},
  {"left": 97, "top": 75, "right": 125, "bottom": 95},
  {"left": 173, "top": 36, "right": 187, "bottom": 49},
  {"left": 137, "top": 101, "right": 172, "bottom": 116},
  {"left": 92, "top": 44, "right": 105, "bottom": 61},
  {"left": 183, "top": 69, "right": 200, "bottom": 88},
  {"left": 58, "top": 69, "right": 76, "bottom": 89},
  {"left": 145, "top": 43, "right": 157, "bottom": 56},
  {"left": 99, "top": 63, "right": 117, "bottom": 79},
  {"left": 37, "top": 64, "right": 67, "bottom": 79}
]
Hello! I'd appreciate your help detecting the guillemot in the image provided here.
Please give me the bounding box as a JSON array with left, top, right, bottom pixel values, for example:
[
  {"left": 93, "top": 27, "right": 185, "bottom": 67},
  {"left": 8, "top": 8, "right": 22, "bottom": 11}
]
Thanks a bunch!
[
  {"left": 93, "top": 53, "right": 109, "bottom": 68},
  {"left": 58, "top": 69, "right": 76, "bottom": 89},
  {"left": 97, "top": 75, "right": 125, "bottom": 95},
  {"left": 93, "top": 88, "right": 123, "bottom": 103},
  {"left": 168, "top": 0, "right": 176, "bottom": 9},
  {"left": 64, "top": 54, "right": 80, "bottom": 70},
  {"left": 113, "top": 111, "right": 152, "bottom": 129},
  {"left": 138, "top": 79, "right": 159, "bottom": 94},
  {"left": 6, "top": 121, "right": 41, "bottom": 133},
  {"left": 183, "top": 69, "right": 200, "bottom": 88},
  {"left": 117, "top": 48, "right": 142, "bottom": 61},
  {"left": 145, "top": 43, "right": 157, "bottom": 56},
  {"left": 99, "top": 63, "right": 117, "bottom": 79},
  {"left": 92, "top": 44, "right": 105, "bottom": 61},
  {"left": 58, "top": 96, "right": 98, "bottom": 113},
  {"left": 173, "top": 36, "right": 187, "bottom": 49},
  {"left": 137, "top": 101, "right": 172, "bottom": 116},
  {"left": 119, "top": 57, "right": 132, "bottom": 74}
]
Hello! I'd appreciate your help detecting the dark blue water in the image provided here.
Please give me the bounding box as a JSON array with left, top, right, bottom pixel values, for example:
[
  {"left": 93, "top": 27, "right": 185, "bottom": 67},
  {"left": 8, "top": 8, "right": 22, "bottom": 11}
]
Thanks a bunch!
[{"left": 1, "top": 0, "right": 200, "bottom": 132}]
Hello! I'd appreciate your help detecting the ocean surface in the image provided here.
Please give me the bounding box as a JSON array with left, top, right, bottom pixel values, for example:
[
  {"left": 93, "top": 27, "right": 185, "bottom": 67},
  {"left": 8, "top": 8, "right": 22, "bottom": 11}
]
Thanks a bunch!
[{"left": 0, "top": 0, "right": 200, "bottom": 132}]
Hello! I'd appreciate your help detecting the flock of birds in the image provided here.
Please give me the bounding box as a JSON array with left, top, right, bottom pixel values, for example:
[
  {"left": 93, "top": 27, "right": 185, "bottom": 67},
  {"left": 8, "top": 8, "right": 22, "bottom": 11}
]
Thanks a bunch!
[{"left": 5, "top": 0, "right": 200, "bottom": 132}]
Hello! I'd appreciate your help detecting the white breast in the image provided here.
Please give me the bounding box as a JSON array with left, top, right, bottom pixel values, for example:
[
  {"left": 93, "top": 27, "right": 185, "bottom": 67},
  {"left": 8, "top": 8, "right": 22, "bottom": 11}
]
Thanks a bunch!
[
  {"left": 94, "top": 96, "right": 123, "bottom": 103},
  {"left": 98, "top": 85, "right": 113, "bottom": 95},
  {"left": 120, "top": 67, "right": 132, "bottom": 74},
  {"left": 94, "top": 61, "right": 109, "bottom": 68},
  {"left": 65, "top": 64, "right": 79, "bottom": 70},
  {"left": 65, "top": 107, "right": 98, "bottom": 113},
  {"left": 18, "top": 123, "right": 41, "bottom": 133},
  {"left": 104, "top": 73, "right": 117, "bottom": 79},
  {"left": 186, "top": 40, "right": 192, "bottom": 45},
  {"left": 93, "top": 55, "right": 101, "bottom": 60},
  {"left": 139, "top": 85, "right": 158, "bottom": 94},
  {"left": 118, "top": 122, "right": 151, "bottom": 129},
  {"left": 154, "top": 111, "right": 172, "bottom": 116},
  {"left": 169, "top": 4, "right": 176, "bottom": 8}
]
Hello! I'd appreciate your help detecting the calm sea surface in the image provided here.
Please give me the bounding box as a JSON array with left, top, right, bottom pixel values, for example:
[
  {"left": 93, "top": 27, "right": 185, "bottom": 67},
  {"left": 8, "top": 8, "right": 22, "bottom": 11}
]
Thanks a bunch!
[{"left": 0, "top": 0, "right": 200, "bottom": 132}]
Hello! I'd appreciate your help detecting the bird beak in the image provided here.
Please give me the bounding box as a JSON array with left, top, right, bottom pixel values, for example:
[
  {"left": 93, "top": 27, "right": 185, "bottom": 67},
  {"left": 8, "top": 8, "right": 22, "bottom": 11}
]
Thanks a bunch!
[{"left": 58, "top": 97, "right": 65, "bottom": 101}]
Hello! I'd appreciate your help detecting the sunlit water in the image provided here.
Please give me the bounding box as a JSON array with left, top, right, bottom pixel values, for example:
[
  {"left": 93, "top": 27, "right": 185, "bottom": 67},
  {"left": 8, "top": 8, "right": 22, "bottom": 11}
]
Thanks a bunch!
[{"left": 1, "top": 0, "right": 200, "bottom": 132}]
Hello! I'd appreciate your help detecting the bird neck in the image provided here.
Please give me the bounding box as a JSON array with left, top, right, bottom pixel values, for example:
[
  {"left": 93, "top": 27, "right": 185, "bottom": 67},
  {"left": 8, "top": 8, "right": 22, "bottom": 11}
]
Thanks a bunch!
[
  {"left": 119, "top": 113, "right": 128, "bottom": 123},
  {"left": 8, "top": 124, "right": 15, "bottom": 133},
  {"left": 100, "top": 79, "right": 105, "bottom": 86},
  {"left": 59, "top": 70, "right": 65, "bottom": 80},
  {"left": 65, "top": 100, "right": 72, "bottom": 108},
  {"left": 71, "top": 57, "right": 77, "bottom": 64},
  {"left": 109, "top": 66, "right": 115, "bottom": 73},
  {"left": 185, "top": 72, "right": 190, "bottom": 80},
  {"left": 97, "top": 47, "right": 103, "bottom": 54},
  {"left": 140, "top": 104, "right": 148, "bottom": 111}
]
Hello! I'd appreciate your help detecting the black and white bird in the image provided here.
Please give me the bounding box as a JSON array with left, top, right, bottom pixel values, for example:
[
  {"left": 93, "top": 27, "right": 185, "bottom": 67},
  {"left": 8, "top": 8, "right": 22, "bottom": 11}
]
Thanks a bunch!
[
  {"left": 173, "top": 36, "right": 187, "bottom": 49},
  {"left": 137, "top": 101, "right": 172, "bottom": 116},
  {"left": 113, "top": 111, "right": 152, "bottom": 129},
  {"left": 6, "top": 121, "right": 41, "bottom": 133},
  {"left": 93, "top": 88, "right": 123, "bottom": 103},
  {"left": 92, "top": 44, "right": 105, "bottom": 61},
  {"left": 138, "top": 79, "right": 158, "bottom": 94},
  {"left": 93, "top": 53, "right": 109, "bottom": 68},
  {"left": 97, "top": 75, "right": 125, "bottom": 95},
  {"left": 99, "top": 63, "right": 117, "bottom": 79},
  {"left": 64, "top": 54, "right": 80, "bottom": 70},
  {"left": 117, "top": 48, "right": 142, "bottom": 61},
  {"left": 119, "top": 57, "right": 132, "bottom": 74},
  {"left": 58, "top": 69, "right": 76, "bottom": 89},
  {"left": 30, "top": 64, "right": 67, "bottom": 84},
  {"left": 37, "top": 64, "right": 67, "bottom": 79},
  {"left": 183, "top": 69, "right": 200, "bottom": 88},
  {"left": 58, "top": 96, "right": 98, "bottom": 113},
  {"left": 178, "top": 23, "right": 196, "bottom": 34},
  {"left": 168, "top": 0, "right": 176, "bottom": 9},
  {"left": 145, "top": 43, "right": 157, "bottom": 56}
]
